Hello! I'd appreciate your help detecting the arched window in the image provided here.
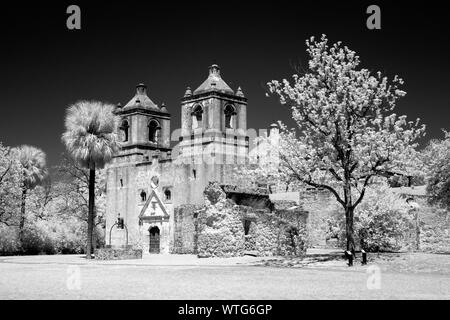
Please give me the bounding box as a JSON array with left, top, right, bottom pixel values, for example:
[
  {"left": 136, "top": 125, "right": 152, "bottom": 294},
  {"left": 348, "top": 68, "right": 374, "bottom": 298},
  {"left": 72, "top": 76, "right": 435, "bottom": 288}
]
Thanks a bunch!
[
  {"left": 148, "top": 120, "right": 161, "bottom": 143},
  {"left": 164, "top": 189, "right": 172, "bottom": 201},
  {"left": 140, "top": 190, "right": 147, "bottom": 202},
  {"left": 192, "top": 105, "right": 203, "bottom": 129},
  {"left": 224, "top": 105, "right": 236, "bottom": 129},
  {"left": 120, "top": 120, "right": 130, "bottom": 142}
]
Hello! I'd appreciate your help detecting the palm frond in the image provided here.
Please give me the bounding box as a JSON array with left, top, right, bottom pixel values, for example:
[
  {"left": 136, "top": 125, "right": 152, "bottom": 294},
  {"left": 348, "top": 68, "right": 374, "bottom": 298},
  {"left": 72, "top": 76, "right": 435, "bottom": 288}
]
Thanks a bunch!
[
  {"left": 62, "top": 100, "right": 120, "bottom": 169},
  {"left": 12, "top": 145, "right": 48, "bottom": 189}
]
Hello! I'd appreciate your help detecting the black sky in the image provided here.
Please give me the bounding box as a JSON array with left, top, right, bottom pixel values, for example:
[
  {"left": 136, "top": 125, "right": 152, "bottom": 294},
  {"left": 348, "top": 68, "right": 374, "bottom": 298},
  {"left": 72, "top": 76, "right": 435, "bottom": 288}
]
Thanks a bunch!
[{"left": 0, "top": 1, "right": 449, "bottom": 166}]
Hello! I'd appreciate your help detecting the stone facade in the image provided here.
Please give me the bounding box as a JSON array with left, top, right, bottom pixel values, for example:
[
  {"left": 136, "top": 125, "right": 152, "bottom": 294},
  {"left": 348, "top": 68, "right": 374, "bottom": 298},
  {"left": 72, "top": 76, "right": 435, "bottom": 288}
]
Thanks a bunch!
[
  {"left": 105, "top": 65, "right": 252, "bottom": 255},
  {"left": 269, "top": 190, "right": 339, "bottom": 248},
  {"left": 172, "top": 205, "right": 201, "bottom": 254},
  {"left": 172, "top": 182, "right": 309, "bottom": 257},
  {"left": 104, "top": 64, "right": 345, "bottom": 257}
]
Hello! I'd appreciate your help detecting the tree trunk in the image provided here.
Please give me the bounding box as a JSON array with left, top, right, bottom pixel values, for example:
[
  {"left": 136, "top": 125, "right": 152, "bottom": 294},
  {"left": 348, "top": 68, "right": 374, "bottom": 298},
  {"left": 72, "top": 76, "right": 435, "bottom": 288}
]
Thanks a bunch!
[
  {"left": 86, "top": 165, "right": 96, "bottom": 259},
  {"left": 19, "top": 187, "right": 27, "bottom": 247},
  {"left": 415, "top": 210, "right": 420, "bottom": 251},
  {"left": 345, "top": 206, "right": 356, "bottom": 255}
]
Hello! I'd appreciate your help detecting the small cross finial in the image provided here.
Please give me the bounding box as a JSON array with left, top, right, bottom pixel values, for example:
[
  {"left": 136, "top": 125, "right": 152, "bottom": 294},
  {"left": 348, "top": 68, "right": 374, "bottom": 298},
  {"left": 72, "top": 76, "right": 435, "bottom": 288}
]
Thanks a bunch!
[
  {"left": 136, "top": 83, "right": 147, "bottom": 95},
  {"left": 236, "top": 86, "right": 245, "bottom": 97},
  {"left": 184, "top": 86, "right": 192, "bottom": 97},
  {"left": 209, "top": 64, "right": 220, "bottom": 76}
]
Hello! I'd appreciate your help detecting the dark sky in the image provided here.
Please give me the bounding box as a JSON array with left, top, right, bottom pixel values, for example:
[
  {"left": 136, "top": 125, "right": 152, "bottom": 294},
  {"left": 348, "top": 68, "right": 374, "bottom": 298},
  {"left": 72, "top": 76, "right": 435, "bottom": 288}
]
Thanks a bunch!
[{"left": 0, "top": 1, "right": 449, "bottom": 167}]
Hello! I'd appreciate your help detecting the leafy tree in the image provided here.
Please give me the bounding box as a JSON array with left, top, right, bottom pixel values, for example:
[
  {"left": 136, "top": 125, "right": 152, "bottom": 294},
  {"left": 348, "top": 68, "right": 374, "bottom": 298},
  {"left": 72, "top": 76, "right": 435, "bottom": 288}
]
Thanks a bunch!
[
  {"left": 266, "top": 35, "right": 425, "bottom": 254},
  {"left": 54, "top": 154, "right": 106, "bottom": 221},
  {"left": 54, "top": 153, "right": 107, "bottom": 248},
  {"left": 25, "top": 178, "right": 57, "bottom": 221},
  {"left": 0, "top": 142, "right": 22, "bottom": 227},
  {"left": 13, "top": 145, "right": 48, "bottom": 242},
  {"left": 424, "top": 131, "right": 450, "bottom": 210},
  {"left": 62, "top": 101, "right": 120, "bottom": 259}
]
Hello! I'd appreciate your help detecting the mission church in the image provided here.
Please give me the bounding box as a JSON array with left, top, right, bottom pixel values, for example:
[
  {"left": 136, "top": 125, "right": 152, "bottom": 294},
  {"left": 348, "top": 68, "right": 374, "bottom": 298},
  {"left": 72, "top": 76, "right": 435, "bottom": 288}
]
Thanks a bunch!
[{"left": 105, "top": 64, "right": 283, "bottom": 254}]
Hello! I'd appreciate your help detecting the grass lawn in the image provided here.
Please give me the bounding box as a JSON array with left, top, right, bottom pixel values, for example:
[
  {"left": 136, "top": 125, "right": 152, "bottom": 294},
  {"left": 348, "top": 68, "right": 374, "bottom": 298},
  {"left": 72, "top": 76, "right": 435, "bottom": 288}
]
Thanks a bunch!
[{"left": 0, "top": 250, "right": 448, "bottom": 299}]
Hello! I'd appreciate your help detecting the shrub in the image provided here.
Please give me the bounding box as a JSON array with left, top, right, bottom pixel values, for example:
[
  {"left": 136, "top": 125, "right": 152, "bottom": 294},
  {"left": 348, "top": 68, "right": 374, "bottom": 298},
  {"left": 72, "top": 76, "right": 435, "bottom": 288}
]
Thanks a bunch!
[
  {"left": 21, "top": 226, "right": 55, "bottom": 255},
  {"left": 0, "top": 225, "right": 20, "bottom": 255},
  {"left": 326, "top": 182, "right": 414, "bottom": 252},
  {"left": 38, "top": 217, "right": 104, "bottom": 254},
  {"left": 0, "top": 217, "right": 104, "bottom": 256},
  {"left": 47, "top": 219, "right": 87, "bottom": 254}
]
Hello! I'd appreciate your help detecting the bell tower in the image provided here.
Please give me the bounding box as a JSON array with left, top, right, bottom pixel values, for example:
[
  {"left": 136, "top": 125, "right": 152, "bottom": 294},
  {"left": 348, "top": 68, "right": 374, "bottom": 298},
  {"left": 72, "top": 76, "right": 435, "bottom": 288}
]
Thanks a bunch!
[
  {"left": 178, "top": 64, "right": 248, "bottom": 164},
  {"left": 114, "top": 83, "right": 171, "bottom": 159}
]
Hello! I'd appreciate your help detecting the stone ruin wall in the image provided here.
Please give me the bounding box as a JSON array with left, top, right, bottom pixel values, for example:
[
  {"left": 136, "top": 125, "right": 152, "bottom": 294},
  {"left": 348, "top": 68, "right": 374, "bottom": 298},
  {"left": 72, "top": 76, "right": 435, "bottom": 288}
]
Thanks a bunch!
[
  {"left": 172, "top": 204, "right": 202, "bottom": 254},
  {"left": 172, "top": 183, "right": 450, "bottom": 255},
  {"left": 300, "top": 191, "right": 340, "bottom": 248},
  {"left": 172, "top": 182, "right": 310, "bottom": 257}
]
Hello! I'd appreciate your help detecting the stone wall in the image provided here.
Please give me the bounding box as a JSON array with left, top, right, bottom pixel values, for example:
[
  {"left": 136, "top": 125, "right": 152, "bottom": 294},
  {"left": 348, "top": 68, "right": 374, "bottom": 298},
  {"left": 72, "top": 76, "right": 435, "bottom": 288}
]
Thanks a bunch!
[
  {"left": 95, "top": 246, "right": 142, "bottom": 260},
  {"left": 196, "top": 192, "right": 246, "bottom": 258},
  {"left": 414, "top": 198, "right": 450, "bottom": 253},
  {"left": 172, "top": 204, "right": 202, "bottom": 254},
  {"left": 300, "top": 190, "right": 340, "bottom": 248},
  {"left": 243, "top": 209, "right": 307, "bottom": 257},
  {"left": 259, "top": 203, "right": 308, "bottom": 256},
  {"left": 268, "top": 190, "right": 340, "bottom": 249},
  {"left": 187, "top": 182, "right": 309, "bottom": 258}
]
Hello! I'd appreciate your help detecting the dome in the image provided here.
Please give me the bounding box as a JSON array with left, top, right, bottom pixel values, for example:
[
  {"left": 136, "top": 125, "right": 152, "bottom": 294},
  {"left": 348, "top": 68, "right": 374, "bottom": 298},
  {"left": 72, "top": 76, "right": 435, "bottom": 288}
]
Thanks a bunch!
[
  {"left": 193, "top": 64, "right": 234, "bottom": 95},
  {"left": 123, "top": 83, "right": 160, "bottom": 111}
]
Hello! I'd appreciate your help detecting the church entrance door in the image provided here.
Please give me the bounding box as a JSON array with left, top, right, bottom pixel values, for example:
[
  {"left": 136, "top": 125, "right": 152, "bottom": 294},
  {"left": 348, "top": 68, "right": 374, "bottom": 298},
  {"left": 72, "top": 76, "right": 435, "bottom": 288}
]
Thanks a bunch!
[{"left": 149, "top": 226, "right": 160, "bottom": 253}]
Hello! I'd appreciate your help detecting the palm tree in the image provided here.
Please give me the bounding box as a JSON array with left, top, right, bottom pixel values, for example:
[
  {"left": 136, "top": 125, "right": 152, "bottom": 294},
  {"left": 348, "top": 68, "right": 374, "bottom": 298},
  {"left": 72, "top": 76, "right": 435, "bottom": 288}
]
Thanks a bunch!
[
  {"left": 14, "top": 145, "right": 48, "bottom": 241},
  {"left": 62, "top": 100, "right": 120, "bottom": 259}
]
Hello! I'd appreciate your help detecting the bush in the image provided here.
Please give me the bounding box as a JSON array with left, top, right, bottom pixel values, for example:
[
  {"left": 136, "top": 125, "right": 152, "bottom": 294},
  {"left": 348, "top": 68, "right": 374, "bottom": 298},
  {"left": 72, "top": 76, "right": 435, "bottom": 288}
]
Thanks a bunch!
[
  {"left": 41, "top": 217, "right": 85, "bottom": 254},
  {"left": 356, "top": 184, "right": 414, "bottom": 251},
  {"left": 326, "top": 182, "right": 414, "bottom": 252},
  {"left": 0, "top": 225, "right": 20, "bottom": 255},
  {"left": 0, "top": 217, "right": 104, "bottom": 256},
  {"left": 21, "top": 226, "right": 55, "bottom": 255},
  {"left": 38, "top": 217, "right": 104, "bottom": 254}
]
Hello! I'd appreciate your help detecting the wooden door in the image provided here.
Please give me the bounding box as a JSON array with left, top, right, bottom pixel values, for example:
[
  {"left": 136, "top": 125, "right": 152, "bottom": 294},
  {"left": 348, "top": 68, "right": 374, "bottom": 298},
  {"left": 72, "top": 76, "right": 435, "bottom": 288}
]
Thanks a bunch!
[{"left": 149, "top": 226, "right": 160, "bottom": 253}]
